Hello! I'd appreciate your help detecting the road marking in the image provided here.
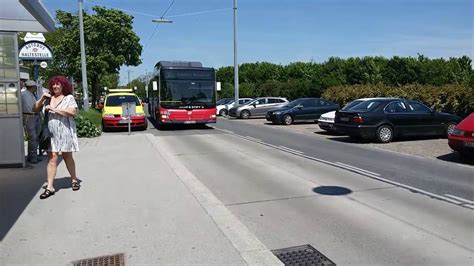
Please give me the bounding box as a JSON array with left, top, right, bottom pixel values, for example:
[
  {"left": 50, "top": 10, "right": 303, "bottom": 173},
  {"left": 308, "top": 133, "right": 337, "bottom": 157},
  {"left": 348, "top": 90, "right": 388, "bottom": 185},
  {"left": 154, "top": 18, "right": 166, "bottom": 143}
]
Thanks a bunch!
[
  {"left": 278, "top": 146, "right": 304, "bottom": 154},
  {"left": 245, "top": 136, "right": 262, "bottom": 142},
  {"left": 219, "top": 129, "right": 234, "bottom": 134},
  {"left": 444, "top": 194, "right": 474, "bottom": 205},
  {"left": 334, "top": 162, "right": 381, "bottom": 176},
  {"left": 212, "top": 127, "right": 473, "bottom": 210}
]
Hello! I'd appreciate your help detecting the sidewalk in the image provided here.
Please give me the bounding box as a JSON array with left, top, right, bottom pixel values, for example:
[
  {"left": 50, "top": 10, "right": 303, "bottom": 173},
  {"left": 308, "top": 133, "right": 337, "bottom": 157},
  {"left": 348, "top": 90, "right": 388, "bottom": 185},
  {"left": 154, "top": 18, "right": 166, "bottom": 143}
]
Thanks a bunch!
[{"left": 0, "top": 133, "right": 253, "bottom": 265}]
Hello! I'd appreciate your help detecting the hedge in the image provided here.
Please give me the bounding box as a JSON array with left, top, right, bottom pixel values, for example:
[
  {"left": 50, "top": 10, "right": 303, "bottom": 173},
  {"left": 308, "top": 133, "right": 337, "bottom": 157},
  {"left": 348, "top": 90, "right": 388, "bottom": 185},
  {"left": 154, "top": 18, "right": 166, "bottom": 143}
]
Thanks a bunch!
[{"left": 322, "top": 84, "right": 474, "bottom": 117}]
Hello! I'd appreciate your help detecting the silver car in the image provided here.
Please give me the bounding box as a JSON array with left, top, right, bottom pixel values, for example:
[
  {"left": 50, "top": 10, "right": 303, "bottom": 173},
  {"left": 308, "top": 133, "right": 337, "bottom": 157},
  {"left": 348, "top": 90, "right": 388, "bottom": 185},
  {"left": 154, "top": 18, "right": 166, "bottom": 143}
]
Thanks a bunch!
[{"left": 228, "top": 97, "right": 288, "bottom": 119}]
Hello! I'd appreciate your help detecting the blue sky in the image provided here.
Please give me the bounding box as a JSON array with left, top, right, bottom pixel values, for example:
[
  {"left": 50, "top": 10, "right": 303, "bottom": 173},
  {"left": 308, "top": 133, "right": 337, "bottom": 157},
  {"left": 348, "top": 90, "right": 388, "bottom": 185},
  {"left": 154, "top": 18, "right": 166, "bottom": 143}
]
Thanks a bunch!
[{"left": 42, "top": 0, "right": 473, "bottom": 85}]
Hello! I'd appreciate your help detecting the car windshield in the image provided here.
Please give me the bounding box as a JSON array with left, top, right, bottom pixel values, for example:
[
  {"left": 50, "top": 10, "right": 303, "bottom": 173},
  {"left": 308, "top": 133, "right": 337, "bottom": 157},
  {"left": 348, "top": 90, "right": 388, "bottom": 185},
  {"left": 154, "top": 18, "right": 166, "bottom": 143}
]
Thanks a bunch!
[
  {"left": 217, "top": 98, "right": 232, "bottom": 105},
  {"left": 285, "top": 99, "right": 304, "bottom": 108},
  {"left": 245, "top": 99, "right": 260, "bottom": 106},
  {"left": 106, "top": 95, "right": 140, "bottom": 106},
  {"left": 342, "top": 100, "right": 364, "bottom": 111},
  {"left": 350, "top": 100, "right": 382, "bottom": 112}
]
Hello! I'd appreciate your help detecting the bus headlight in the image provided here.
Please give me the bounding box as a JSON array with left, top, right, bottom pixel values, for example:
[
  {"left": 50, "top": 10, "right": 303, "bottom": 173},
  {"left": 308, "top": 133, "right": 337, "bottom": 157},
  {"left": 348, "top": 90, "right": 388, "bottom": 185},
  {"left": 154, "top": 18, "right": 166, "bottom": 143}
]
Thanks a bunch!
[{"left": 211, "top": 114, "right": 216, "bottom": 119}]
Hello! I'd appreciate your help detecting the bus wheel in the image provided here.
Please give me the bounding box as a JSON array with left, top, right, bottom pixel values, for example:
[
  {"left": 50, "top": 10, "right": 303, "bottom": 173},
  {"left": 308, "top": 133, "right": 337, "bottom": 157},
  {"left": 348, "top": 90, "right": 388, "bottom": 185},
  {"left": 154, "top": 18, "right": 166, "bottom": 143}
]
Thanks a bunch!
[{"left": 240, "top": 110, "right": 250, "bottom": 119}]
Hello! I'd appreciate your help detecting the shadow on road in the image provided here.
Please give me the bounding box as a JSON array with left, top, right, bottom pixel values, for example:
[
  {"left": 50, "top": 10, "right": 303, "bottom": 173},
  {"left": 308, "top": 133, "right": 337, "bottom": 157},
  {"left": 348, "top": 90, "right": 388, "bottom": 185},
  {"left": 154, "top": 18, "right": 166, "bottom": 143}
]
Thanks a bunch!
[
  {"left": 147, "top": 117, "right": 214, "bottom": 131},
  {"left": 326, "top": 135, "right": 447, "bottom": 144},
  {"left": 314, "top": 131, "right": 345, "bottom": 136},
  {"left": 0, "top": 156, "right": 64, "bottom": 241},
  {"left": 437, "top": 152, "right": 474, "bottom": 166},
  {"left": 313, "top": 186, "right": 352, "bottom": 196},
  {"left": 263, "top": 121, "right": 317, "bottom": 126}
]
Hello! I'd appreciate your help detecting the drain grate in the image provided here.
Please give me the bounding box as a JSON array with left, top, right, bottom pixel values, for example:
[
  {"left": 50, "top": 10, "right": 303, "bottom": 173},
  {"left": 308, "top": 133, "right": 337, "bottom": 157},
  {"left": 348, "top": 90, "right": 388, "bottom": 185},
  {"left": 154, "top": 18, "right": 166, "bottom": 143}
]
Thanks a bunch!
[
  {"left": 272, "top": 245, "right": 335, "bottom": 265},
  {"left": 72, "top": 253, "right": 125, "bottom": 266}
]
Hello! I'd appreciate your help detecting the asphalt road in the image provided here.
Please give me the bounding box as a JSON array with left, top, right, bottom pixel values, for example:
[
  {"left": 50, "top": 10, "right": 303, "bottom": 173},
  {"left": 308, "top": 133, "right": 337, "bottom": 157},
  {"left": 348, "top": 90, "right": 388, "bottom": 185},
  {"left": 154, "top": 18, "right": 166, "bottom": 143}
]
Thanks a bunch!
[
  {"left": 148, "top": 124, "right": 474, "bottom": 265},
  {"left": 212, "top": 117, "right": 474, "bottom": 204}
]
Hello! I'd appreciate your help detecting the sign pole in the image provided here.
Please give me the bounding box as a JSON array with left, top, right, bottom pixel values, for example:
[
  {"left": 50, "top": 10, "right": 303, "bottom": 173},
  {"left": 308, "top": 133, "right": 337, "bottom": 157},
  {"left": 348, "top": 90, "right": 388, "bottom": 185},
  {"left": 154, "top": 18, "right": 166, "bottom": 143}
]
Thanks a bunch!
[
  {"left": 127, "top": 102, "right": 131, "bottom": 135},
  {"left": 33, "top": 60, "right": 39, "bottom": 81}
]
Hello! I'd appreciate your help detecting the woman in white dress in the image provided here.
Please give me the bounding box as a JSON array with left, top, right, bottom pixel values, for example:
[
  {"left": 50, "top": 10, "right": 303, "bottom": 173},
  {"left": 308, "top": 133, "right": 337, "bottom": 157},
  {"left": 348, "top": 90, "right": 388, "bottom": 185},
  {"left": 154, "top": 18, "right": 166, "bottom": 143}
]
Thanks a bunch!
[{"left": 34, "top": 76, "right": 80, "bottom": 199}]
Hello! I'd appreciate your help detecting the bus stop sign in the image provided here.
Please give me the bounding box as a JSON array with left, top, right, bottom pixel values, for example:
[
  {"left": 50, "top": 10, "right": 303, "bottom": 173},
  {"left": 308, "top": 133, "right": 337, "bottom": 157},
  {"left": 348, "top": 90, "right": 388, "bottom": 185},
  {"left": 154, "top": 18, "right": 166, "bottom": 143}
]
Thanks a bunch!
[{"left": 122, "top": 102, "right": 136, "bottom": 117}]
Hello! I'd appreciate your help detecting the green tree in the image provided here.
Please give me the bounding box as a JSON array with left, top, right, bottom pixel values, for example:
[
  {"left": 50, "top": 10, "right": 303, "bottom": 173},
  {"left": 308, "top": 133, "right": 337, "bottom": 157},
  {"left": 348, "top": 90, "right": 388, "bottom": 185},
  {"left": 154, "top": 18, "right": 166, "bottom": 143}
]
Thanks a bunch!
[{"left": 43, "top": 6, "right": 142, "bottom": 106}]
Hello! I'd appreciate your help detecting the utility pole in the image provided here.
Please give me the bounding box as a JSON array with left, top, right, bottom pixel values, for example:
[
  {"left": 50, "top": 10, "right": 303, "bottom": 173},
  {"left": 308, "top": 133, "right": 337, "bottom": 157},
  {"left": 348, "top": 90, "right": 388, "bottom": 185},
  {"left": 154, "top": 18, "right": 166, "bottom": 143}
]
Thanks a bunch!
[
  {"left": 127, "top": 69, "right": 132, "bottom": 89},
  {"left": 78, "top": 0, "right": 89, "bottom": 111},
  {"left": 145, "top": 68, "right": 149, "bottom": 99},
  {"left": 233, "top": 0, "right": 239, "bottom": 107}
]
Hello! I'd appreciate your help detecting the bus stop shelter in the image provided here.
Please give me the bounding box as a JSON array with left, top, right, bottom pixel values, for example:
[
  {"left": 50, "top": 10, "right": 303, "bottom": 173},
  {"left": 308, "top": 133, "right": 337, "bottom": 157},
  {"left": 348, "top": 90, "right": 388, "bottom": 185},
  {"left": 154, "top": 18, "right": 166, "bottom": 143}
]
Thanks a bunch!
[{"left": 0, "top": 0, "right": 55, "bottom": 167}]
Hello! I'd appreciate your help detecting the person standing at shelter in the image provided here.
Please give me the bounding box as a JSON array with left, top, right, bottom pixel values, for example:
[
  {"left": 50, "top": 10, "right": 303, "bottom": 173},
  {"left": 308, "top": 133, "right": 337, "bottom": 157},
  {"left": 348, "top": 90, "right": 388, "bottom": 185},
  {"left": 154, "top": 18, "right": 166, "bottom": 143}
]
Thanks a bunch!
[
  {"left": 33, "top": 76, "right": 80, "bottom": 199},
  {"left": 21, "top": 80, "right": 41, "bottom": 164}
]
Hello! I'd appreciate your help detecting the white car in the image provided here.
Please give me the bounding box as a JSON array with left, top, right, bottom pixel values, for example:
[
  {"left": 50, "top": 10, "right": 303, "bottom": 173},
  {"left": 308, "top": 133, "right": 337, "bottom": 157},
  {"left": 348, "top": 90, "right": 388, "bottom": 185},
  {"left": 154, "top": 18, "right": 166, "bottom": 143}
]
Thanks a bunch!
[
  {"left": 217, "top": 98, "right": 253, "bottom": 116},
  {"left": 318, "top": 98, "right": 397, "bottom": 132}
]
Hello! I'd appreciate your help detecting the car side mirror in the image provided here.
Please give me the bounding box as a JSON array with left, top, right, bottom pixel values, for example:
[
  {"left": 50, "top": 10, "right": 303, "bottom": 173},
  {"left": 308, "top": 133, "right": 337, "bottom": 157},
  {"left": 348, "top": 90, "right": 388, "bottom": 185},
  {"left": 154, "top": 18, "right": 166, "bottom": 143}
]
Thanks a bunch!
[
  {"left": 252, "top": 103, "right": 257, "bottom": 107},
  {"left": 296, "top": 104, "right": 303, "bottom": 109},
  {"left": 430, "top": 109, "right": 436, "bottom": 114}
]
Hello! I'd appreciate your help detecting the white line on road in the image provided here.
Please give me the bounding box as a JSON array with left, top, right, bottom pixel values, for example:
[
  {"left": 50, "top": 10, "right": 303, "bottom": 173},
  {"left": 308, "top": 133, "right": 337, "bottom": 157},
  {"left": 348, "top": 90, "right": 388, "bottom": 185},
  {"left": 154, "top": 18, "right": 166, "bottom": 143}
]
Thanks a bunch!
[
  {"left": 245, "top": 136, "right": 262, "bottom": 142},
  {"left": 278, "top": 146, "right": 304, "bottom": 154},
  {"left": 212, "top": 127, "right": 472, "bottom": 210},
  {"left": 334, "top": 162, "right": 381, "bottom": 176},
  {"left": 444, "top": 194, "right": 474, "bottom": 205}
]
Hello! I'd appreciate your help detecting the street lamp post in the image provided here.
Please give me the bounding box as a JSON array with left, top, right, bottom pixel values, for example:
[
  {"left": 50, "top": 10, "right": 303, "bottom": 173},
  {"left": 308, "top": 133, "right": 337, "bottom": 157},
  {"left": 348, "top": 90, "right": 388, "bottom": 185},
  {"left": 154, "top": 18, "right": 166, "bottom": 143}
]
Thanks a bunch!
[
  {"left": 78, "top": 0, "right": 89, "bottom": 111},
  {"left": 233, "top": 0, "right": 239, "bottom": 107}
]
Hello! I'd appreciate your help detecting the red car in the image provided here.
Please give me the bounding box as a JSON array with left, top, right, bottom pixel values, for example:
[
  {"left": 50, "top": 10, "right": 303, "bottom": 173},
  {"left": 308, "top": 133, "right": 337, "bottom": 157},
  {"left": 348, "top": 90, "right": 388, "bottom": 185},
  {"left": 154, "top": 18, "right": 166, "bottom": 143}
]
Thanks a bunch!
[{"left": 448, "top": 113, "right": 474, "bottom": 158}]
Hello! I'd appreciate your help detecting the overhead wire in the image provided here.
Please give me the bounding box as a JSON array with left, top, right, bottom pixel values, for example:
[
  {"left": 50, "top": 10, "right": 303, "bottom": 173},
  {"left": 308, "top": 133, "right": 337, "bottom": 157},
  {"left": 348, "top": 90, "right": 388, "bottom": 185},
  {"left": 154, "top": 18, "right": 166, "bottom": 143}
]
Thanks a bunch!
[{"left": 143, "top": 0, "right": 175, "bottom": 52}]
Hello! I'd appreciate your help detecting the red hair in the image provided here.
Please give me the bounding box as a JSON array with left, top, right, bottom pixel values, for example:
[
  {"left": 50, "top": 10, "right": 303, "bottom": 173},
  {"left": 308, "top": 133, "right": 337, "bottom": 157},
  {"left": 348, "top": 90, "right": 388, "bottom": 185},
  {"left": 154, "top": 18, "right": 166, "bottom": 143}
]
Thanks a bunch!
[{"left": 48, "top": 76, "right": 73, "bottom": 95}]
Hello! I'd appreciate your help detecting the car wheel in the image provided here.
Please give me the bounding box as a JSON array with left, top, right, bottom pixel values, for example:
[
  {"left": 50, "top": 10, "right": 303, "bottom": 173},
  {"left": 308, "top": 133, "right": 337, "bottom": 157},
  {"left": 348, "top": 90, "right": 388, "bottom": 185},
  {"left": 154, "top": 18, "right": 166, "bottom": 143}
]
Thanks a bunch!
[
  {"left": 282, "top": 114, "right": 293, "bottom": 125},
  {"left": 445, "top": 122, "right": 457, "bottom": 137},
  {"left": 376, "top": 125, "right": 393, "bottom": 143},
  {"left": 240, "top": 110, "right": 250, "bottom": 119},
  {"left": 219, "top": 109, "right": 228, "bottom": 116}
]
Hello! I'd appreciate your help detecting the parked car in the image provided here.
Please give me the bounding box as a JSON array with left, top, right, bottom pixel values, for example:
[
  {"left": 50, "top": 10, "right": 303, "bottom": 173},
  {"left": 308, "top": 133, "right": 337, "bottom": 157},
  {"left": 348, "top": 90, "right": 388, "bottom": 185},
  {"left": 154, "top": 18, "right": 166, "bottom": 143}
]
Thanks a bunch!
[
  {"left": 266, "top": 98, "right": 339, "bottom": 125},
  {"left": 334, "top": 98, "right": 462, "bottom": 143},
  {"left": 216, "top": 98, "right": 253, "bottom": 116},
  {"left": 228, "top": 97, "right": 288, "bottom": 119},
  {"left": 318, "top": 98, "right": 397, "bottom": 132},
  {"left": 448, "top": 113, "right": 474, "bottom": 158},
  {"left": 102, "top": 92, "right": 147, "bottom": 131},
  {"left": 216, "top": 98, "right": 234, "bottom": 106}
]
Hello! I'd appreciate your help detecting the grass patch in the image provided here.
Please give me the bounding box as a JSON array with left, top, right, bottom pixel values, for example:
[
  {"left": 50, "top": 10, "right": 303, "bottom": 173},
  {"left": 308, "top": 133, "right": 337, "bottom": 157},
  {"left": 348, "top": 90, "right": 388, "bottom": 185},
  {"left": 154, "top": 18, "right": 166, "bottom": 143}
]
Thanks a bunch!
[{"left": 79, "top": 108, "right": 102, "bottom": 128}]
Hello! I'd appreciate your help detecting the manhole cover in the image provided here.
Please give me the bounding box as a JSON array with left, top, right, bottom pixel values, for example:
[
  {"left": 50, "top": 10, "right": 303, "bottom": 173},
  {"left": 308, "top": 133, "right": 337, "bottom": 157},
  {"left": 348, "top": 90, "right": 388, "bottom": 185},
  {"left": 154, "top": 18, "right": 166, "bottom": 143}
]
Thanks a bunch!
[
  {"left": 72, "top": 253, "right": 125, "bottom": 266},
  {"left": 272, "top": 245, "right": 335, "bottom": 265}
]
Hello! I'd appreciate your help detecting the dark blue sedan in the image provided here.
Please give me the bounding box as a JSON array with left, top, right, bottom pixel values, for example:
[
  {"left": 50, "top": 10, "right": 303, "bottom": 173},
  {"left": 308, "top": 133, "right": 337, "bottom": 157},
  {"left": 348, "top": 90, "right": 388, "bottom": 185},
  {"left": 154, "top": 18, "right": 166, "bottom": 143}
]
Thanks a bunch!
[{"left": 266, "top": 98, "right": 340, "bottom": 125}]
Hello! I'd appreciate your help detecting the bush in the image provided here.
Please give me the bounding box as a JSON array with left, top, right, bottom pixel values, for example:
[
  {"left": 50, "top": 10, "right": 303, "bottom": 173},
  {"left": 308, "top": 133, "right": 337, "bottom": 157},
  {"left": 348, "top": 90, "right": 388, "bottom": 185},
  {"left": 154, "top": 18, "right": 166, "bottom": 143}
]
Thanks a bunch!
[
  {"left": 75, "top": 115, "right": 101, "bottom": 138},
  {"left": 322, "top": 84, "right": 474, "bottom": 117}
]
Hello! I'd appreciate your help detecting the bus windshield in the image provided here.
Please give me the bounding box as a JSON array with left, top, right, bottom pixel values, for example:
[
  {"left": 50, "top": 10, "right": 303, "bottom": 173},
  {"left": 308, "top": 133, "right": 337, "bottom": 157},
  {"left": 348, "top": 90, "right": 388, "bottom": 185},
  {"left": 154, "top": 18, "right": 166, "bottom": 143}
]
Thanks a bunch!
[{"left": 161, "top": 80, "right": 216, "bottom": 109}]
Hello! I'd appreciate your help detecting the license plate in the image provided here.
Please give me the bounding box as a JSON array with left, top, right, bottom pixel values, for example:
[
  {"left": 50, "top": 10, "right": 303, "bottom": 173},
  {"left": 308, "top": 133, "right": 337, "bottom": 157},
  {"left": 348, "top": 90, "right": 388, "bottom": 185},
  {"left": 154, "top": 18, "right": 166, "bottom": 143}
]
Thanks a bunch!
[
  {"left": 464, "top": 141, "right": 474, "bottom": 147},
  {"left": 340, "top": 117, "right": 349, "bottom": 122},
  {"left": 184, "top": 120, "right": 196, "bottom": 124},
  {"left": 119, "top": 119, "right": 130, "bottom": 124}
]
